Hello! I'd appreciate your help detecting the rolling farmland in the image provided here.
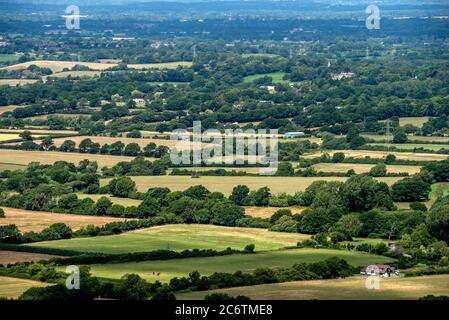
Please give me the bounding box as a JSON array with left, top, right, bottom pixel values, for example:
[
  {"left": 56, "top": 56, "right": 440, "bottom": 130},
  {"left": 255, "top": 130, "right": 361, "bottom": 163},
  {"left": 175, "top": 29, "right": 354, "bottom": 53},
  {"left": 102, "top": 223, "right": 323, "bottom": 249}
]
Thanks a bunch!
[
  {"left": 105, "top": 175, "right": 402, "bottom": 196},
  {"left": 0, "top": 149, "right": 146, "bottom": 167},
  {"left": 26, "top": 224, "right": 311, "bottom": 254},
  {"left": 87, "top": 248, "right": 394, "bottom": 283},
  {"left": 0, "top": 207, "right": 127, "bottom": 233},
  {"left": 177, "top": 275, "right": 449, "bottom": 300},
  {"left": 0, "top": 276, "right": 49, "bottom": 299}
]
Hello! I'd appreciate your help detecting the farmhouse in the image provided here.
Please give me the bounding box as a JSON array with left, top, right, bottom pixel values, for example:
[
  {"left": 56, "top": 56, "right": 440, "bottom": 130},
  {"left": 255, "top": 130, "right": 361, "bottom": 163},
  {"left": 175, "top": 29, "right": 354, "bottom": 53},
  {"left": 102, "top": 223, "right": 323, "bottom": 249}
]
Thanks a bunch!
[{"left": 360, "top": 264, "right": 399, "bottom": 277}]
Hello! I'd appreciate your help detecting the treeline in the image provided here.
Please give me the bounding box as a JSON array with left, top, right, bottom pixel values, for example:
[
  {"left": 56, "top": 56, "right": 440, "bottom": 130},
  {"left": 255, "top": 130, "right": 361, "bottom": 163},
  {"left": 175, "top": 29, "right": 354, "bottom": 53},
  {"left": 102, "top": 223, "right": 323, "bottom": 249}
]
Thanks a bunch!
[{"left": 3, "top": 136, "right": 170, "bottom": 159}]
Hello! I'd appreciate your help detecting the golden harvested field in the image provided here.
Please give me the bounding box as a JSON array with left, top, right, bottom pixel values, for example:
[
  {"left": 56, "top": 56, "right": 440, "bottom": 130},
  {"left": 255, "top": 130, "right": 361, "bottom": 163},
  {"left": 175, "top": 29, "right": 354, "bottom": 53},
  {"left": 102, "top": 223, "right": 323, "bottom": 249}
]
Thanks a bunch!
[
  {"left": 0, "top": 250, "right": 61, "bottom": 265},
  {"left": 399, "top": 117, "right": 430, "bottom": 127},
  {"left": 0, "top": 133, "right": 22, "bottom": 141},
  {"left": 127, "top": 61, "right": 192, "bottom": 69},
  {"left": 45, "top": 70, "right": 102, "bottom": 78},
  {"left": 0, "top": 207, "right": 128, "bottom": 233},
  {"left": 50, "top": 135, "right": 197, "bottom": 150},
  {"left": 0, "top": 149, "right": 145, "bottom": 167},
  {"left": 0, "top": 79, "right": 39, "bottom": 86},
  {"left": 0, "top": 128, "right": 78, "bottom": 135},
  {"left": 76, "top": 193, "right": 142, "bottom": 206},
  {"left": 304, "top": 150, "right": 449, "bottom": 161},
  {"left": 244, "top": 206, "right": 304, "bottom": 218},
  {"left": 0, "top": 276, "right": 49, "bottom": 299},
  {"left": 0, "top": 60, "right": 116, "bottom": 73},
  {"left": 104, "top": 176, "right": 402, "bottom": 196},
  {"left": 0, "top": 60, "right": 193, "bottom": 74},
  {"left": 312, "top": 163, "right": 421, "bottom": 174},
  {"left": 178, "top": 275, "right": 449, "bottom": 300},
  {"left": 23, "top": 113, "right": 87, "bottom": 120},
  {"left": 0, "top": 105, "right": 26, "bottom": 114}
]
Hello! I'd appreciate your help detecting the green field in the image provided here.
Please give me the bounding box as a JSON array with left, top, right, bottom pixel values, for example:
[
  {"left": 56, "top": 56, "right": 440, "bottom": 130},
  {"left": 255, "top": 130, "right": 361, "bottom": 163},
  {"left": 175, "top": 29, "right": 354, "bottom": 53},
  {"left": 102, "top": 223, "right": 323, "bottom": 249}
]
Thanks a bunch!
[
  {"left": 87, "top": 248, "right": 393, "bottom": 283},
  {"left": 26, "top": 224, "right": 311, "bottom": 254},
  {"left": 241, "top": 53, "right": 281, "bottom": 58},
  {"left": 368, "top": 143, "right": 449, "bottom": 151},
  {"left": 76, "top": 193, "right": 142, "bottom": 206},
  {"left": 362, "top": 133, "right": 449, "bottom": 144},
  {"left": 0, "top": 276, "right": 49, "bottom": 298},
  {"left": 177, "top": 275, "right": 449, "bottom": 300},
  {"left": 101, "top": 175, "right": 401, "bottom": 196},
  {"left": 0, "top": 162, "right": 26, "bottom": 171},
  {"left": 243, "top": 72, "right": 288, "bottom": 84},
  {"left": 0, "top": 54, "right": 19, "bottom": 64}
]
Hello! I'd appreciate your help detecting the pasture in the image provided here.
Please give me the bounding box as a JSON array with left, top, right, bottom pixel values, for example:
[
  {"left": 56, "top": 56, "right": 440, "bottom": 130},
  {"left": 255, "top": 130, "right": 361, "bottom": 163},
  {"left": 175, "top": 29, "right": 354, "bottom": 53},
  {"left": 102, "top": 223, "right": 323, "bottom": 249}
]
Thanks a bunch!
[
  {"left": 0, "top": 276, "right": 49, "bottom": 299},
  {"left": 87, "top": 248, "right": 394, "bottom": 283},
  {"left": 26, "top": 224, "right": 311, "bottom": 254},
  {"left": 303, "top": 150, "right": 449, "bottom": 161},
  {"left": 76, "top": 193, "right": 142, "bottom": 206},
  {"left": 362, "top": 133, "right": 449, "bottom": 143},
  {"left": 244, "top": 206, "right": 304, "bottom": 218},
  {"left": 177, "top": 275, "right": 449, "bottom": 300},
  {"left": 0, "top": 54, "right": 20, "bottom": 63},
  {"left": 0, "top": 207, "right": 127, "bottom": 233},
  {"left": 399, "top": 117, "right": 430, "bottom": 127},
  {"left": 105, "top": 175, "right": 402, "bottom": 196},
  {"left": 50, "top": 135, "right": 196, "bottom": 151},
  {"left": 0, "top": 163, "right": 26, "bottom": 171},
  {"left": 0, "top": 79, "right": 39, "bottom": 86},
  {"left": 0, "top": 149, "right": 141, "bottom": 167},
  {"left": 127, "top": 61, "right": 192, "bottom": 69},
  {"left": 243, "top": 72, "right": 288, "bottom": 84},
  {"left": 0, "top": 105, "right": 26, "bottom": 114},
  {"left": 368, "top": 143, "right": 449, "bottom": 151},
  {"left": 311, "top": 163, "right": 421, "bottom": 174},
  {"left": 0, "top": 250, "right": 61, "bottom": 265},
  {"left": 0, "top": 60, "right": 116, "bottom": 73}
]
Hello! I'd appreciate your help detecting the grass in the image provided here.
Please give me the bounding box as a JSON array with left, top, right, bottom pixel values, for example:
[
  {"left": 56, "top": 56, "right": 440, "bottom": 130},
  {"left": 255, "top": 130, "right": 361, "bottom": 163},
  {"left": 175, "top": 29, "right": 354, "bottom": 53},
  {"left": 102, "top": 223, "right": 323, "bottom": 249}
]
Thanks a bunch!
[
  {"left": 243, "top": 72, "right": 288, "bottom": 84},
  {"left": 50, "top": 135, "right": 196, "bottom": 151},
  {"left": 0, "top": 105, "right": 26, "bottom": 114},
  {"left": 177, "top": 275, "right": 449, "bottom": 300},
  {"left": 26, "top": 224, "right": 311, "bottom": 254},
  {"left": 244, "top": 206, "right": 304, "bottom": 218},
  {"left": 241, "top": 53, "right": 281, "bottom": 58},
  {"left": 28, "top": 224, "right": 310, "bottom": 254},
  {"left": 86, "top": 248, "right": 393, "bottom": 283},
  {"left": 0, "top": 207, "right": 127, "bottom": 233},
  {"left": 368, "top": 143, "right": 449, "bottom": 151},
  {"left": 399, "top": 117, "right": 430, "bottom": 127},
  {"left": 0, "top": 276, "right": 49, "bottom": 299},
  {"left": 76, "top": 193, "right": 142, "bottom": 206},
  {"left": 0, "top": 54, "right": 19, "bottom": 63},
  {"left": 45, "top": 70, "right": 102, "bottom": 78},
  {"left": 362, "top": 133, "right": 449, "bottom": 143},
  {"left": 311, "top": 163, "right": 421, "bottom": 174},
  {"left": 104, "top": 175, "right": 402, "bottom": 196},
  {"left": 0, "top": 163, "right": 26, "bottom": 171},
  {"left": 303, "top": 150, "right": 449, "bottom": 161},
  {"left": 0, "top": 128, "right": 78, "bottom": 134},
  {"left": 0, "top": 149, "right": 142, "bottom": 167},
  {"left": 0, "top": 250, "right": 61, "bottom": 265},
  {"left": 0, "top": 79, "right": 39, "bottom": 86},
  {"left": 127, "top": 61, "right": 192, "bottom": 70}
]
